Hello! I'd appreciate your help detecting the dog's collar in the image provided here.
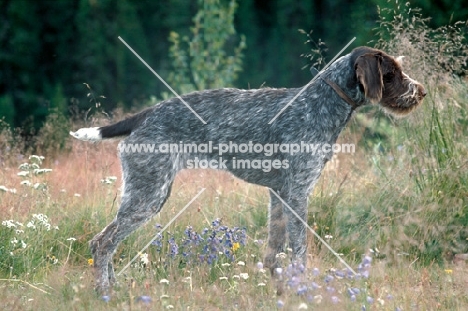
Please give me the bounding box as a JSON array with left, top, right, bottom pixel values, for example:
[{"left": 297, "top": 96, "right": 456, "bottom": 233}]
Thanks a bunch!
[{"left": 320, "top": 77, "right": 358, "bottom": 110}]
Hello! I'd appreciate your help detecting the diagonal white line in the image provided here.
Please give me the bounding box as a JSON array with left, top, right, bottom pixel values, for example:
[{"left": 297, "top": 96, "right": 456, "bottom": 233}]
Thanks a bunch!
[
  {"left": 269, "top": 188, "right": 357, "bottom": 275},
  {"left": 118, "top": 36, "right": 207, "bottom": 125},
  {"left": 268, "top": 37, "right": 356, "bottom": 124},
  {"left": 117, "top": 188, "right": 206, "bottom": 276}
]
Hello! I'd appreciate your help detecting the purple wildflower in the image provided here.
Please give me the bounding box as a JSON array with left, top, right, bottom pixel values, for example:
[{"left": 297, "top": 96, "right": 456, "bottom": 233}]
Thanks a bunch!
[
  {"left": 297, "top": 285, "right": 308, "bottom": 295},
  {"left": 312, "top": 267, "right": 320, "bottom": 276},
  {"left": 168, "top": 236, "right": 178, "bottom": 257},
  {"left": 335, "top": 270, "right": 345, "bottom": 279},
  {"left": 362, "top": 255, "right": 372, "bottom": 267},
  {"left": 151, "top": 233, "right": 163, "bottom": 251},
  {"left": 361, "top": 270, "right": 370, "bottom": 278},
  {"left": 277, "top": 300, "right": 284, "bottom": 308},
  {"left": 310, "top": 281, "right": 320, "bottom": 289},
  {"left": 287, "top": 276, "right": 300, "bottom": 287},
  {"left": 136, "top": 296, "right": 152, "bottom": 304}
]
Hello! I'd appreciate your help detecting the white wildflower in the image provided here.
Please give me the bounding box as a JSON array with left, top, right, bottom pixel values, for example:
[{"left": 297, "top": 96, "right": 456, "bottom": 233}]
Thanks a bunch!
[
  {"left": 67, "top": 237, "right": 76, "bottom": 241},
  {"left": 29, "top": 155, "right": 44, "bottom": 164},
  {"left": 2, "top": 220, "right": 16, "bottom": 228},
  {"left": 9, "top": 188, "right": 16, "bottom": 194},
  {"left": 17, "top": 171, "right": 29, "bottom": 177},
  {"left": 20, "top": 180, "right": 32, "bottom": 186},
  {"left": 33, "top": 213, "right": 46, "bottom": 222},
  {"left": 159, "top": 279, "right": 170, "bottom": 284},
  {"left": 239, "top": 273, "right": 249, "bottom": 280},
  {"left": 26, "top": 221, "right": 36, "bottom": 229},
  {"left": 160, "top": 295, "right": 169, "bottom": 299},
  {"left": 21, "top": 240, "right": 27, "bottom": 249},
  {"left": 237, "top": 261, "right": 245, "bottom": 266},
  {"left": 32, "top": 214, "right": 51, "bottom": 231},
  {"left": 18, "top": 163, "right": 30, "bottom": 170},
  {"left": 15, "top": 229, "right": 24, "bottom": 234},
  {"left": 33, "top": 168, "right": 52, "bottom": 175},
  {"left": 166, "top": 305, "right": 174, "bottom": 309},
  {"left": 0, "top": 185, "right": 8, "bottom": 192},
  {"left": 313, "top": 295, "right": 323, "bottom": 304},
  {"left": 140, "top": 253, "right": 149, "bottom": 265},
  {"left": 31, "top": 163, "right": 40, "bottom": 169},
  {"left": 74, "top": 193, "right": 81, "bottom": 197},
  {"left": 221, "top": 263, "right": 231, "bottom": 267},
  {"left": 11, "top": 237, "right": 18, "bottom": 244},
  {"left": 219, "top": 276, "right": 228, "bottom": 280},
  {"left": 101, "top": 176, "right": 117, "bottom": 184},
  {"left": 298, "top": 302, "right": 308, "bottom": 309},
  {"left": 257, "top": 282, "right": 266, "bottom": 287},
  {"left": 275, "top": 252, "right": 287, "bottom": 259}
]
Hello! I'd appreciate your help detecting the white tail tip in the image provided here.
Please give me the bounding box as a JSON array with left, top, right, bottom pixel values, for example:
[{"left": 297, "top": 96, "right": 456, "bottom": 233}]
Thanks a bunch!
[{"left": 69, "top": 127, "right": 102, "bottom": 141}]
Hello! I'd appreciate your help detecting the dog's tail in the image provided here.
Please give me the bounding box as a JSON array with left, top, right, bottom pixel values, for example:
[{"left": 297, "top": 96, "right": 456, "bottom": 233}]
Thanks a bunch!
[{"left": 70, "top": 107, "right": 154, "bottom": 142}]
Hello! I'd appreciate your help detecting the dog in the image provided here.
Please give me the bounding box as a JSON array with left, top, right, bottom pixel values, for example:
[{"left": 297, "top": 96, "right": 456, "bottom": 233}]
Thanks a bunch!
[{"left": 70, "top": 46, "right": 426, "bottom": 293}]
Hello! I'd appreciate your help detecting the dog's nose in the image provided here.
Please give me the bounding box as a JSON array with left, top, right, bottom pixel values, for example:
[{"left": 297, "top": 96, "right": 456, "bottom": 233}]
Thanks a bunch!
[{"left": 420, "top": 87, "right": 427, "bottom": 98}]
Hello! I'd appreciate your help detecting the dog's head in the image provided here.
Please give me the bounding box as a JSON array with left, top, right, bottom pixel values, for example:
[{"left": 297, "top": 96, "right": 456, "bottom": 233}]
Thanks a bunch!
[{"left": 351, "top": 47, "right": 426, "bottom": 115}]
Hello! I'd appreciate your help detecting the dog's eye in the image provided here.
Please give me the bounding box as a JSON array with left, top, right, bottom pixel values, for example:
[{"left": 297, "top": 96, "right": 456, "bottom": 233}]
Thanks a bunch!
[{"left": 383, "top": 73, "right": 394, "bottom": 82}]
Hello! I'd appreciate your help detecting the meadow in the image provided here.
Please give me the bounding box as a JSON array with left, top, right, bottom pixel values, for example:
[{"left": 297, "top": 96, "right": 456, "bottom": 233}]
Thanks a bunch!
[{"left": 1, "top": 5, "right": 468, "bottom": 311}]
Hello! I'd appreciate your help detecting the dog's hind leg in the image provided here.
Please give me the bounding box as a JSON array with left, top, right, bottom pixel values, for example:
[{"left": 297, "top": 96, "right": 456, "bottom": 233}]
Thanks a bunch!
[{"left": 90, "top": 154, "right": 176, "bottom": 294}]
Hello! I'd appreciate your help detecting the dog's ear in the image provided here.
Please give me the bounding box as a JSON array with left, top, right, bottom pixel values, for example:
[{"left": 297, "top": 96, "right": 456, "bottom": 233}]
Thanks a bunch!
[{"left": 355, "top": 53, "right": 383, "bottom": 103}]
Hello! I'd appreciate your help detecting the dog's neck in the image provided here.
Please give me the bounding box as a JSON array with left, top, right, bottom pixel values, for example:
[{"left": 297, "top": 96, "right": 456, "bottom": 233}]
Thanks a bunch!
[{"left": 322, "top": 54, "right": 369, "bottom": 106}]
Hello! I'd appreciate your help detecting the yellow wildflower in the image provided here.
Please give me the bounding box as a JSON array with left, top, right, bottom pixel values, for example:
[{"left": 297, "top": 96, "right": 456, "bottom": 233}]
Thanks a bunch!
[
  {"left": 88, "top": 258, "right": 94, "bottom": 266},
  {"left": 232, "top": 242, "right": 240, "bottom": 252}
]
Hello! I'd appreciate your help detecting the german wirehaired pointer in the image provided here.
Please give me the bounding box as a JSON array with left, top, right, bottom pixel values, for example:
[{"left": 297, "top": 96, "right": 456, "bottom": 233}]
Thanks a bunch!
[{"left": 70, "top": 46, "right": 426, "bottom": 293}]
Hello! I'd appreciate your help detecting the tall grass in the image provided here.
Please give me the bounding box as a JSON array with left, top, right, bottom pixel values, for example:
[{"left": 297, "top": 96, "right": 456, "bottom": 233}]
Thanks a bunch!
[
  {"left": 1, "top": 2, "right": 468, "bottom": 310},
  {"left": 325, "top": 2, "right": 468, "bottom": 265}
]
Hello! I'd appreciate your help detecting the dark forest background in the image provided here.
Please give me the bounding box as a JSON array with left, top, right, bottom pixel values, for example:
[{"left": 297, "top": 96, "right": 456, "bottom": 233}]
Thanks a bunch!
[{"left": 0, "top": 0, "right": 467, "bottom": 132}]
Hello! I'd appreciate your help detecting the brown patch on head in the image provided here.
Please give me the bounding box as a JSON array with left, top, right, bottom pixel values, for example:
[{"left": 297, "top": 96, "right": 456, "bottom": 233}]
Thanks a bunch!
[{"left": 351, "top": 47, "right": 426, "bottom": 115}]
